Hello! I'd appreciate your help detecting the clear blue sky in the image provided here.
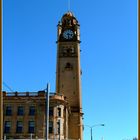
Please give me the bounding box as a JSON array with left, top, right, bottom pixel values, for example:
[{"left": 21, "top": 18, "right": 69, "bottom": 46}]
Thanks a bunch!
[{"left": 2, "top": 0, "right": 138, "bottom": 140}]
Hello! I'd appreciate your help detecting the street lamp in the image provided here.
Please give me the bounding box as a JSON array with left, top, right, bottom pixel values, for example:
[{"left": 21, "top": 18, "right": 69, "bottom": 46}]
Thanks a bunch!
[{"left": 84, "top": 124, "right": 105, "bottom": 140}]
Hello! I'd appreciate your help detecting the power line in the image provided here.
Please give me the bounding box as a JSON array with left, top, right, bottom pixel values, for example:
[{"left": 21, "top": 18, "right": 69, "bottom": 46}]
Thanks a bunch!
[{"left": 2, "top": 82, "right": 14, "bottom": 92}]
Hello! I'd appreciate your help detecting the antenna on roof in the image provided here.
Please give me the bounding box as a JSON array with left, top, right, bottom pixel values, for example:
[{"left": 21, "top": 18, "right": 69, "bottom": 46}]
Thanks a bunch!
[
  {"left": 3, "top": 82, "right": 14, "bottom": 92},
  {"left": 68, "top": 0, "right": 70, "bottom": 11}
]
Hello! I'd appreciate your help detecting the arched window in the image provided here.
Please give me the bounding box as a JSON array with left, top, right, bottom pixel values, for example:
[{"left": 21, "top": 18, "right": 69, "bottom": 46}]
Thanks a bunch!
[
  {"left": 57, "top": 108, "right": 61, "bottom": 117},
  {"left": 65, "top": 62, "right": 73, "bottom": 70}
]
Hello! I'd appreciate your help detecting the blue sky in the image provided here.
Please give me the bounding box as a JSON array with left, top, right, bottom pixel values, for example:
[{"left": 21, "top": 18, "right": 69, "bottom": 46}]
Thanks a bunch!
[{"left": 2, "top": 0, "right": 138, "bottom": 140}]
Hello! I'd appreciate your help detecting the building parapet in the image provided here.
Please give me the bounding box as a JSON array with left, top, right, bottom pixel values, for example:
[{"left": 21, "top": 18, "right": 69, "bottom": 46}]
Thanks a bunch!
[{"left": 3, "top": 91, "right": 46, "bottom": 97}]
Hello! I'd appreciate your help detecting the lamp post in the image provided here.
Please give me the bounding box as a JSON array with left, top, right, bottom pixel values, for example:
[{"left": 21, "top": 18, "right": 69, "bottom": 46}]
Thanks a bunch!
[
  {"left": 30, "top": 133, "right": 32, "bottom": 140},
  {"left": 84, "top": 124, "right": 105, "bottom": 140}
]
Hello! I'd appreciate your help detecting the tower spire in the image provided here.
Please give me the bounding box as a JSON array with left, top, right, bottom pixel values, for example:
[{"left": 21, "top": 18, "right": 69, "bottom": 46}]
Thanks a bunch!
[{"left": 68, "top": 0, "right": 70, "bottom": 11}]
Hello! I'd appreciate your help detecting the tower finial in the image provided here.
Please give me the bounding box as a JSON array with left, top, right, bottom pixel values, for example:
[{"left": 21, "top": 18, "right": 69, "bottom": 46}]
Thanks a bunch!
[{"left": 68, "top": 0, "right": 70, "bottom": 11}]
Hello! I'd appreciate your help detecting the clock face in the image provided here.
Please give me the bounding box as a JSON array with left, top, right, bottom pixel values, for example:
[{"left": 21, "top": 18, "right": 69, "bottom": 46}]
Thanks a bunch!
[{"left": 63, "top": 29, "right": 74, "bottom": 39}]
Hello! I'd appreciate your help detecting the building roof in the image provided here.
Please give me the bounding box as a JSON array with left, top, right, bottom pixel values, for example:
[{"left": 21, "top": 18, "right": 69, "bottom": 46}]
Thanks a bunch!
[{"left": 61, "top": 11, "right": 79, "bottom": 26}]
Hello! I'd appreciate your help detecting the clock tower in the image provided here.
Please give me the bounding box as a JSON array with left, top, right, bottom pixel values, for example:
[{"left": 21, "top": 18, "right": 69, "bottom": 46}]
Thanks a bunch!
[{"left": 56, "top": 12, "right": 83, "bottom": 140}]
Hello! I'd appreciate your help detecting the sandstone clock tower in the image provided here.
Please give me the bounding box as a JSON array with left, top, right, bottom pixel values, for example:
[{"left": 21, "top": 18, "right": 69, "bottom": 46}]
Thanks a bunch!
[{"left": 56, "top": 12, "right": 83, "bottom": 140}]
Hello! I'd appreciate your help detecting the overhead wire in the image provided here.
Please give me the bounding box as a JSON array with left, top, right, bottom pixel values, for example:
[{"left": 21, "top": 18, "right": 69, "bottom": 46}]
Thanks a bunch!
[{"left": 2, "top": 81, "right": 14, "bottom": 92}]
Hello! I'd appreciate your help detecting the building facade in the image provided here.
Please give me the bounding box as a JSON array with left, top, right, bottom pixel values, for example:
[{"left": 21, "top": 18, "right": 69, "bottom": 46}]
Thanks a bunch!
[
  {"left": 3, "top": 91, "right": 70, "bottom": 139},
  {"left": 3, "top": 91, "right": 46, "bottom": 139}
]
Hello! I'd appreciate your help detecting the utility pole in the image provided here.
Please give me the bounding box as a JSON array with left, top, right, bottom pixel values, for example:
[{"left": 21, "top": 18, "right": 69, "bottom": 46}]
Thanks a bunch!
[
  {"left": 46, "top": 83, "right": 50, "bottom": 140},
  {"left": 91, "top": 127, "right": 92, "bottom": 140},
  {"left": 0, "top": 0, "right": 3, "bottom": 138},
  {"left": 0, "top": 92, "right": 3, "bottom": 140}
]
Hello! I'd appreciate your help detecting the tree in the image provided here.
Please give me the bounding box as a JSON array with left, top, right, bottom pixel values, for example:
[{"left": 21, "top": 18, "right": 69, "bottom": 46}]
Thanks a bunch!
[{"left": 133, "top": 137, "right": 138, "bottom": 140}]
